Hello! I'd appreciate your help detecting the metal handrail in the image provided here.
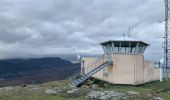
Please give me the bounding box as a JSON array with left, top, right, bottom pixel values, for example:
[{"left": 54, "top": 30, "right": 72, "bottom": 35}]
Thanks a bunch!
[
  {"left": 68, "top": 69, "right": 81, "bottom": 81},
  {"left": 68, "top": 58, "right": 102, "bottom": 81},
  {"left": 85, "top": 55, "right": 110, "bottom": 69},
  {"left": 85, "top": 58, "right": 103, "bottom": 70},
  {"left": 83, "top": 58, "right": 102, "bottom": 68},
  {"left": 68, "top": 55, "right": 111, "bottom": 82},
  {"left": 84, "top": 59, "right": 104, "bottom": 74}
]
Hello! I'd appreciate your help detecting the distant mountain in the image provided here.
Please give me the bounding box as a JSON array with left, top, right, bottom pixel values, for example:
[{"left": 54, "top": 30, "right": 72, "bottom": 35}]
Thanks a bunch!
[{"left": 0, "top": 57, "right": 80, "bottom": 86}]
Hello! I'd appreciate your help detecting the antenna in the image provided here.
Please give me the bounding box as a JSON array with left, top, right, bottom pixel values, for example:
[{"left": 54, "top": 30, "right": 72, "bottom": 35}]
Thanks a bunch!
[
  {"left": 161, "top": 0, "right": 170, "bottom": 81},
  {"left": 128, "top": 26, "right": 131, "bottom": 37},
  {"left": 123, "top": 33, "right": 125, "bottom": 36},
  {"left": 164, "top": 0, "right": 169, "bottom": 69}
]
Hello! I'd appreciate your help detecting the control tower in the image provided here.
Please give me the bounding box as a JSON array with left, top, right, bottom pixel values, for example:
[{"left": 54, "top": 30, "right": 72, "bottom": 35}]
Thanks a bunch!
[{"left": 69, "top": 36, "right": 160, "bottom": 86}]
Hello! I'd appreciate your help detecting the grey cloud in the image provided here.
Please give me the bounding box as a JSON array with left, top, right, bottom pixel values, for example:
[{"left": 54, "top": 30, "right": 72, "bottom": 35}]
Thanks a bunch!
[{"left": 0, "top": 0, "right": 165, "bottom": 60}]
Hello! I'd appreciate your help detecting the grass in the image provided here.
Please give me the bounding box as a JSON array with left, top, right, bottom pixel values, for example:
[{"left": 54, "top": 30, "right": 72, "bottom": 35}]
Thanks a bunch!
[{"left": 0, "top": 80, "right": 169, "bottom": 100}]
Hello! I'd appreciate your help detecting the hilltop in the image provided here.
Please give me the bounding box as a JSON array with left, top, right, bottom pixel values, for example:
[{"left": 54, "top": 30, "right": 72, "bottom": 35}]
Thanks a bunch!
[{"left": 0, "top": 79, "right": 170, "bottom": 100}]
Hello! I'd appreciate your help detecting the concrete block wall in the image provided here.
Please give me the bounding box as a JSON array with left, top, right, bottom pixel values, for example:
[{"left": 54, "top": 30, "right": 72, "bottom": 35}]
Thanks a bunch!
[{"left": 81, "top": 54, "right": 160, "bottom": 85}]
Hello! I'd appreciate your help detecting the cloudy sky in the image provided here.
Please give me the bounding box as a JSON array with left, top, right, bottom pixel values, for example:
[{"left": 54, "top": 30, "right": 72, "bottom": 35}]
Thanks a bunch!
[{"left": 0, "top": 0, "right": 165, "bottom": 60}]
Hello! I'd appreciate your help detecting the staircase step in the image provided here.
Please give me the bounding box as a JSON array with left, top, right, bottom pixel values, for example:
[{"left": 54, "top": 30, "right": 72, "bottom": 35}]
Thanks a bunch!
[
  {"left": 75, "top": 80, "right": 80, "bottom": 83},
  {"left": 80, "top": 77, "right": 86, "bottom": 80},
  {"left": 72, "top": 82, "right": 77, "bottom": 86},
  {"left": 82, "top": 76, "right": 87, "bottom": 78},
  {"left": 72, "top": 82, "right": 77, "bottom": 85},
  {"left": 77, "top": 79, "right": 81, "bottom": 82}
]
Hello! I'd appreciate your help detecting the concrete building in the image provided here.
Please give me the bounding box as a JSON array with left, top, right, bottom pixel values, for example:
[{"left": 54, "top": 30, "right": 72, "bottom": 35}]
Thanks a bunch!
[{"left": 69, "top": 36, "right": 160, "bottom": 86}]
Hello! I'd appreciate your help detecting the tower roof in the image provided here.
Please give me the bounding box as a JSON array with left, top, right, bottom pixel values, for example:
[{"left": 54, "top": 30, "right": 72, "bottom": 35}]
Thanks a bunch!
[
  {"left": 100, "top": 36, "right": 149, "bottom": 46},
  {"left": 114, "top": 36, "right": 138, "bottom": 41}
]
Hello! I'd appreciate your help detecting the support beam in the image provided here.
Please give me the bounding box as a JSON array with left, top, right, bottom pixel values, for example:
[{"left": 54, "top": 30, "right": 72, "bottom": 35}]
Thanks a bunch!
[
  {"left": 111, "top": 42, "right": 115, "bottom": 53},
  {"left": 135, "top": 43, "right": 139, "bottom": 54}
]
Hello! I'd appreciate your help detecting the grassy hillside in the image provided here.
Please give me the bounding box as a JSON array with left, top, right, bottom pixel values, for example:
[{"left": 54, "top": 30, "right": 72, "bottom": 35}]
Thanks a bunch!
[{"left": 0, "top": 79, "right": 170, "bottom": 100}]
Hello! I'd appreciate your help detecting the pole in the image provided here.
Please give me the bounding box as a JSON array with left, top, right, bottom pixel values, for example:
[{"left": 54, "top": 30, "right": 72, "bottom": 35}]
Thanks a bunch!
[
  {"left": 128, "top": 26, "right": 131, "bottom": 37},
  {"left": 165, "top": 0, "right": 168, "bottom": 69},
  {"left": 161, "top": 0, "right": 169, "bottom": 81}
]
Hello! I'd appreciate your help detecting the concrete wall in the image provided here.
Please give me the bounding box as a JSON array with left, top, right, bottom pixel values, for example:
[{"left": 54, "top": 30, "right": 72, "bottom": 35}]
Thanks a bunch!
[
  {"left": 134, "top": 55, "right": 144, "bottom": 84},
  {"left": 144, "top": 61, "right": 160, "bottom": 83},
  {"left": 81, "top": 54, "right": 160, "bottom": 85},
  {"left": 111, "top": 54, "right": 139, "bottom": 85}
]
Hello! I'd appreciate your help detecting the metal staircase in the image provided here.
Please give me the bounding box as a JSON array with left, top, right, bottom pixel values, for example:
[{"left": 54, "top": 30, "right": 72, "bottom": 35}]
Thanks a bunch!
[{"left": 68, "top": 56, "right": 112, "bottom": 87}]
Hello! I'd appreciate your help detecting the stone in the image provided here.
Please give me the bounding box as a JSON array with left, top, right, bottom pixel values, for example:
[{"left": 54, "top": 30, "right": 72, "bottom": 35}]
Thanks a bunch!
[
  {"left": 128, "top": 91, "right": 140, "bottom": 95},
  {"left": 91, "top": 84, "right": 98, "bottom": 89},
  {"left": 25, "top": 85, "right": 42, "bottom": 91},
  {"left": 153, "top": 97, "right": 163, "bottom": 100},
  {"left": 69, "top": 84, "right": 76, "bottom": 88},
  {"left": 45, "top": 88, "right": 61, "bottom": 95},
  {"left": 53, "top": 87, "right": 61, "bottom": 92},
  {"left": 82, "top": 85, "right": 89, "bottom": 89},
  {"left": 21, "top": 84, "right": 26, "bottom": 87},
  {"left": 3, "top": 87, "right": 14, "bottom": 91},
  {"left": 67, "top": 88, "right": 79, "bottom": 94},
  {"left": 99, "top": 95, "right": 111, "bottom": 100},
  {"left": 86, "top": 91, "right": 126, "bottom": 100}
]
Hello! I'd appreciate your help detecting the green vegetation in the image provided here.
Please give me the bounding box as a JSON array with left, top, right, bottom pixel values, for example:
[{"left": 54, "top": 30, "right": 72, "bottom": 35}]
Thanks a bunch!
[{"left": 0, "top": 80, "right": 170, "bottom": 100}]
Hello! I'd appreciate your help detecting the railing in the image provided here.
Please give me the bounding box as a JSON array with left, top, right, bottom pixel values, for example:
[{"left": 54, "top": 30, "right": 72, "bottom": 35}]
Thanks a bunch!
[
  {"left": 80, "top": 54, "right": 110, "bottom": 75},
  {"left": 68, "top": 69, "right": 81, "bottom": 82},
  {"left": 68, "top": 54, "right": 111, "bottom": 82},
  {"left": 84, "top": 58, "right": 105, "bottom": 75}
]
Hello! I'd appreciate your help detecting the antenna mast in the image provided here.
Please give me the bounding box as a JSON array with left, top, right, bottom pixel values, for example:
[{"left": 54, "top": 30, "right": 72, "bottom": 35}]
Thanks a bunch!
[
  {"left": 128, "top": 26, "right": 131, "bottom": 37},
  {"left": 164, "top": 0, "right": 169, "bottom": 69}
]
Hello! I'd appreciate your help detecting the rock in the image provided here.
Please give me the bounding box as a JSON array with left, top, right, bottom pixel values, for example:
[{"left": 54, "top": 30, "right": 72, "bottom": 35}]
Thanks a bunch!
[
  {"left": 128, "top": 91, "right": 140, "bottom": 95},
  {"left": 25, "top": 85, "right": 42, "bottom": 91},
  {"left": 91, "top": 84, "right": 98, "bottom": 89},
  {"left": 45, "top": 89, "right": 57, "bottom": 95},
  {"left": 67, "top": 88, "right": 79, "bottom": 94},
  {"left": 85, "top": 80, "right": 94, "bottom": 85},
  {"left": 53, "top": 87, "right": 61, "bottom": 92},
  {"left": 69, "top": 84, "right": 76, "bottom": 88},
  {"left": 82, "top": 85, "right": 89, "bottom": 89},
  {"left": 86, "top": 91, "right": 126, "bottom": 100},
  {"left": 45, "top": 88, "right": 61, "bottom": 95},
  {"left": 145, "top": 89, "right": 152, "bottom": 91},
  {"left": 99, "top": 95, "right": 111, "bottom": 100},
  {"left": 2, "top": 87, "right": 14, "bottom": 91},
  {"left": 153, "top": 97, "right": 163, "bottom": 100},
  {"left": 63, "top": 87, "right": 67, "bottom": 89},
  {"left": 21, "top": 84, "right": 26, "bottom": 87},
  {"left": 26, "top": 87, "right": 40, "bottom": 91}
]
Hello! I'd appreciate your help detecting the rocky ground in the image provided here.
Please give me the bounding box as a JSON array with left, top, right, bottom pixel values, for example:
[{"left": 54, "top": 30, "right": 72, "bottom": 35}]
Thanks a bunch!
[{"left": 0, "top": 79, "right": 170, "bottom": 100}]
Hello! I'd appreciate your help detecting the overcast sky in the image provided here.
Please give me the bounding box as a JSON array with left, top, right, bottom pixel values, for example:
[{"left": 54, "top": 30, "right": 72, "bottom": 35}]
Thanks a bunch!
[{"left": 0, "top": 0, "right": 165, "bottom": 60}]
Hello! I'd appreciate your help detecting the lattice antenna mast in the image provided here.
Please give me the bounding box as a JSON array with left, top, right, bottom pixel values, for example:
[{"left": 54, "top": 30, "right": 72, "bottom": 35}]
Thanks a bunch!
[{"left": 164, "top": 0, "right": 169, "bottom": 69}]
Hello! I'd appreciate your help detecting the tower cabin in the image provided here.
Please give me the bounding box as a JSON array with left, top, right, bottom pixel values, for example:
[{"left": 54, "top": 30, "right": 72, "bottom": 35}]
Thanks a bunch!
[
  {"left": 69, "top": 36, "right": 160, "bottom": 86},
  {"left": 101, "top": 36, "right": 148, "bottom": 55}
]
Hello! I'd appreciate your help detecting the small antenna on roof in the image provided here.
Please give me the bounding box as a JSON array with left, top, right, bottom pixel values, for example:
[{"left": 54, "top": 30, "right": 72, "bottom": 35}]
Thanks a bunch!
[
  {"left": 128, "top": 26, "right": 131, "bottom": 37},
  {"left": 123, "top": 33, "right": 125, "bottom": 36}
]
